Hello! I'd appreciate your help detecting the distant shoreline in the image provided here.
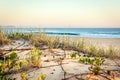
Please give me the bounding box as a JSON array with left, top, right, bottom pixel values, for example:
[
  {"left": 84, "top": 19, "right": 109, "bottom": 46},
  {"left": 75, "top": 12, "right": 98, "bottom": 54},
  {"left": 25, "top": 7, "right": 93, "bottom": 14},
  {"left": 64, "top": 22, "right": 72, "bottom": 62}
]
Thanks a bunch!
[{"left": 1, "top": 27, "right": 120, "bottom": 38}]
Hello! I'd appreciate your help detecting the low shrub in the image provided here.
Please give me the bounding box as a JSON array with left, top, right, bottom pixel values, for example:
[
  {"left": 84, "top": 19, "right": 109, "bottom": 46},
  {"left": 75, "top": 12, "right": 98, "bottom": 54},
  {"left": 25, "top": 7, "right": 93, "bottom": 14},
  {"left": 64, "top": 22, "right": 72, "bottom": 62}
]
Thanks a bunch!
[{"left": 79, "top": 57, "right": 105, "bottom": 75}]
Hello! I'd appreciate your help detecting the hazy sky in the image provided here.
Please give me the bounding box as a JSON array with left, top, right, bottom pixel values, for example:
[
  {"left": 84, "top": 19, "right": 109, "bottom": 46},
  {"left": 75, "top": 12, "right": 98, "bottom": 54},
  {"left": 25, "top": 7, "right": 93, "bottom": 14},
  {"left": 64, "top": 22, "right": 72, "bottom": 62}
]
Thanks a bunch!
[{"left": 0, "top": 0, "right": 120, "bottom": 27}]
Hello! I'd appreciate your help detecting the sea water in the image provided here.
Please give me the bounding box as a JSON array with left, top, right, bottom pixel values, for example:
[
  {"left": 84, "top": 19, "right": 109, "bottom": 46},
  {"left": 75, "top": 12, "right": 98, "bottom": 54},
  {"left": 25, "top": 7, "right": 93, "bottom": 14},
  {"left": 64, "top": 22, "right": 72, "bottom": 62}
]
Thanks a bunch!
[{"left": 1, "top": 27, "right": 120, "bottom": 38}]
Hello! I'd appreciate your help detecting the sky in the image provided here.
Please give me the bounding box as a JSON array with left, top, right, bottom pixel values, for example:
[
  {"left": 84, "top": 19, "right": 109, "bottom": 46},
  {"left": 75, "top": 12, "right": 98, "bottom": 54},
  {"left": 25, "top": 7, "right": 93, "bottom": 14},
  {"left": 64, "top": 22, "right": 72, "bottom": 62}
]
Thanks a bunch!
[{"left": 0, "top": 0, "right": 120, "bottom": 28}]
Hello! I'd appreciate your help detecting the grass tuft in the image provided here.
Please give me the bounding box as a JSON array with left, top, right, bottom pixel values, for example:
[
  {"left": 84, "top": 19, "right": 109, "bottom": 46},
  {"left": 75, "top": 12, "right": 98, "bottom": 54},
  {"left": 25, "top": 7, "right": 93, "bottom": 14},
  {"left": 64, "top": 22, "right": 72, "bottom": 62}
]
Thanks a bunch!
[{"left": 0, "top": 29, "right": 11, "bottom": 46}]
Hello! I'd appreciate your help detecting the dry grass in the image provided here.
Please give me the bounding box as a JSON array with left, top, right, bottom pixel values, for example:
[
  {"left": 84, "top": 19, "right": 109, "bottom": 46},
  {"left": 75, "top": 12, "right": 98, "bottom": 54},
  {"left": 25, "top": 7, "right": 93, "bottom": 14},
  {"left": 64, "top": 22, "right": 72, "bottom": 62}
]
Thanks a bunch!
[
  {"left": 87, "top": 44, "right": 98, "bottom": 56},
  {"left": 30, "top": 32, "right": 51, "bottom": 47},
  {"left": 29, "top": 32, "right": 120, "bottom": 58},
  {"left": 105, "top": 46, "right": 120, "bottom": 58},
  {"left": 0, "top": 29, "right": 11, "bottom": 46},
  {"left": 87, "top": 44, "right": 120, "bottom": 58},
  {"left": 47, "top": 36, "right": 60, "bottom": 49}
]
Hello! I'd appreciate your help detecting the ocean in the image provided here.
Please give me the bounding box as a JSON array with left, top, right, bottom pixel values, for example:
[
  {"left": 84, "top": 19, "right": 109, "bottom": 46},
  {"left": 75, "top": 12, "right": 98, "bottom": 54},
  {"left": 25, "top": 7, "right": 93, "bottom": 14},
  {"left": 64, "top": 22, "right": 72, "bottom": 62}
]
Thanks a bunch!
[{"left": 1, "top": 27, "right": 120, "bottom": 38}]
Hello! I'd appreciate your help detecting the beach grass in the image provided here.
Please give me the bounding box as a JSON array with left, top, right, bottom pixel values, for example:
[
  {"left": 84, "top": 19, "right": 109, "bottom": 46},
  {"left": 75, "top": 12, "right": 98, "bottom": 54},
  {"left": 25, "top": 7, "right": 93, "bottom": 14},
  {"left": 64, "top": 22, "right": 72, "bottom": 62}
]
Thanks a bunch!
[
  {"left": 30, "top": 32, "right": 49, "bottom": 47},
  {"left": 0, "top": 29, "right": 11, "bottom": 46},
  {"left": 28, "top": 31, "right": 120, "bottom": 59},
  {"left": 106, "top": 46, "right": 120, "bottom": 58}
]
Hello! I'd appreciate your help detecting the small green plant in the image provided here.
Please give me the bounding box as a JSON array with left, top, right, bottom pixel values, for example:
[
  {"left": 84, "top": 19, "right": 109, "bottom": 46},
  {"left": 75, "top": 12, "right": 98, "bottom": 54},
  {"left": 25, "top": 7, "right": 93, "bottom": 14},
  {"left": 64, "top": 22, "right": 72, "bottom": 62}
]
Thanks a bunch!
[
  {"left": 90, "top": 57, "right": 105, "bottom": 75},
  {"left": 8, "top": 51, "right": 18, "bottom": 69},
  {"left": 8, "top": 32, "right": 30, "bottom": 40},
  {"left": 7, "top": 59, "right": 12, "bottom": 68},
  {"left": 0, "top": 59, "right": 9, "bottom": 80},
  {"left": 70, "top": 53, "right": 77, "bottom": 58},
  {"left": 17, "top": 61, "right": 22, "bottom": 69},
  {"left": 21, "top": 60, "right": 29, "bottom": 70},
  {"left": 79, "top": 57, "right": 105, "bottom": 75},
  {"left": 31, "top": 48, "right": 42, "bottom": 67},
  {"left": 70, "top": 53, "right": 81, "bottom": 59},
  {"left": 0, "top": 49, "right": 43, "bottom": 80},
  {"left": 79, "top": 57, "right": 94, "bottom": 64},
  {"left": 9, "top": 51, "right": 18, "bottom": 60},
  {"left": 0, "top": 51, "right": 19, "bottom": 80},
  {"left": 91, "top": 66, "right": 101, "bottom": 75}
]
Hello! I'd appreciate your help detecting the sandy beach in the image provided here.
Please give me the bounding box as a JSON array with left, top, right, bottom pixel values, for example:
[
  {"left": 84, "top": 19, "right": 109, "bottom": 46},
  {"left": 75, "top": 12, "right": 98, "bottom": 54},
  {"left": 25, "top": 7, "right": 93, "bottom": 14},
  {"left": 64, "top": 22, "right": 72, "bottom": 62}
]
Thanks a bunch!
[
  {"left": 76, "top": 37, "right": 120, "bottom": 48},
  {"left": 0, "top": 36, "right": 120, "bottom": 80},
  {"left": 59, "top": 36, "right": 120, "bottom": 50}
]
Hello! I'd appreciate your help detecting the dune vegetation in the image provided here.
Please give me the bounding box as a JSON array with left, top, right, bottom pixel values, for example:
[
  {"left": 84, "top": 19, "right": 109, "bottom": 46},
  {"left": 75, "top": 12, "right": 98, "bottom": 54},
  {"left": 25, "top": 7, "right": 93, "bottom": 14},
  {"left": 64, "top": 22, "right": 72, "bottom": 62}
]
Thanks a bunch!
[
  {"left": 0, "top": 29, "right": 120, "bottom": 80},
  {"left": 0, "top": 29, "right": 11, "bottom": 46},
  {"left": 29, "top": 32, "right": 120, "bottom": 59}
]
